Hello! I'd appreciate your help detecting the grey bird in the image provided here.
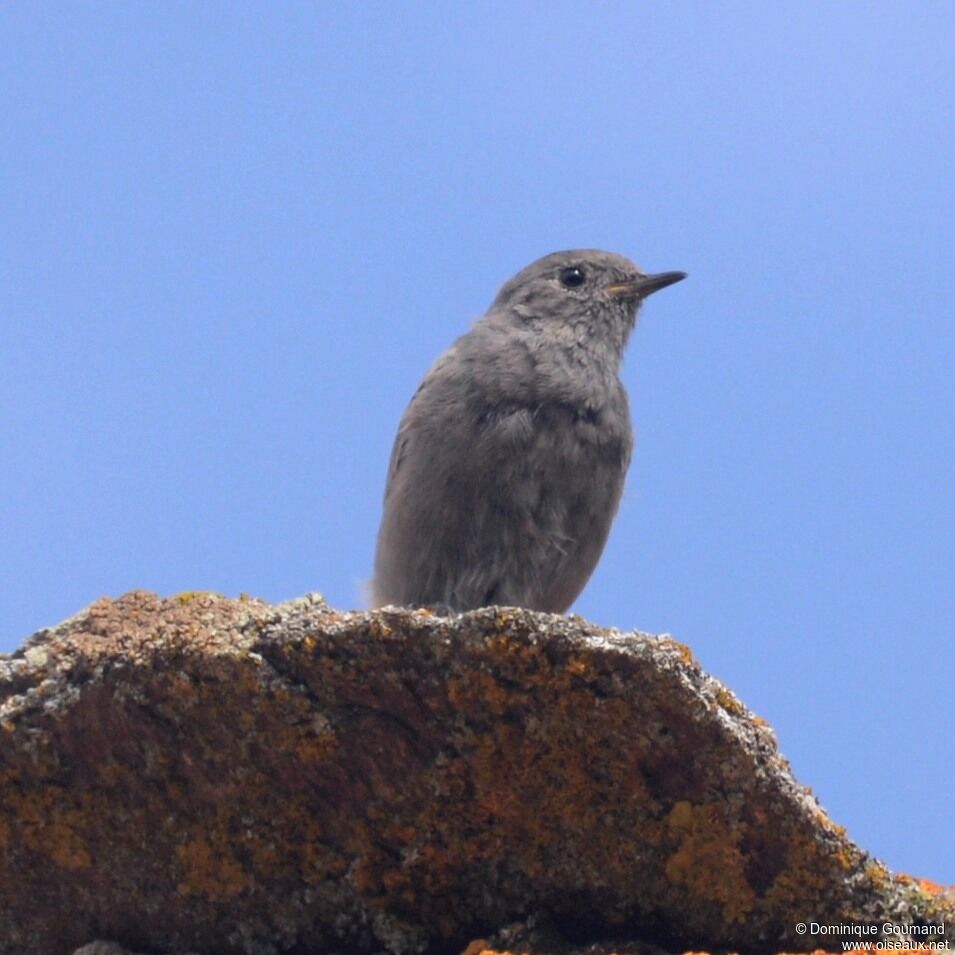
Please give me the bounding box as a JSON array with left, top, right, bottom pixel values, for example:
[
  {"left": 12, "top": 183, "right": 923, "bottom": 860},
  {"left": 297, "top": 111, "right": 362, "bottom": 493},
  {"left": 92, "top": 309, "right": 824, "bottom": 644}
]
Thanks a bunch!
[{"left": 372, "top": 249, "right": 685, "bottom": 613}]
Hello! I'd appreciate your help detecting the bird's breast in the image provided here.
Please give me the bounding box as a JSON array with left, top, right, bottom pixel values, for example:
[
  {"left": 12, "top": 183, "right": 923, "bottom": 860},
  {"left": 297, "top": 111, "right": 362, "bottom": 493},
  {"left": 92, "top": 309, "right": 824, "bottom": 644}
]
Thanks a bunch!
[{"left": 475, "top": 397, "right": 631, "bottom": 468}]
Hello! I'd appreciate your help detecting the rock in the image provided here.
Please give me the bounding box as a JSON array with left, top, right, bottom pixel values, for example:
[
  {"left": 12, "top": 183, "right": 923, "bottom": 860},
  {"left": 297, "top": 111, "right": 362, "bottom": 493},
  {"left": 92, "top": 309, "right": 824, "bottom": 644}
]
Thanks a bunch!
[{"left": 0, "top": 591, "right": 951, "bottom": 955}]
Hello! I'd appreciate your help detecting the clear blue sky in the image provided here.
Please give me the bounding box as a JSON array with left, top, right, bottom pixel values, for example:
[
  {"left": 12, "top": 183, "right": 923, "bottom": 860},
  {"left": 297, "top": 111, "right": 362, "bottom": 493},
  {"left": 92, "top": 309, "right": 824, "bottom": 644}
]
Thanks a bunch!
[{"left": 3, "top": 3, "right": 952, "bottom": 883}]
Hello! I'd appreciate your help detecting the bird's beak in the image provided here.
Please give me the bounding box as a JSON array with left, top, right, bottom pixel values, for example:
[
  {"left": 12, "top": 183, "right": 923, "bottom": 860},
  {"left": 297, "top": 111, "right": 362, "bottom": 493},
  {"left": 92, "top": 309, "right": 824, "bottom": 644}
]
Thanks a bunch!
[{"left": 607, "top": 271, "right": 687, "bottom": 299}]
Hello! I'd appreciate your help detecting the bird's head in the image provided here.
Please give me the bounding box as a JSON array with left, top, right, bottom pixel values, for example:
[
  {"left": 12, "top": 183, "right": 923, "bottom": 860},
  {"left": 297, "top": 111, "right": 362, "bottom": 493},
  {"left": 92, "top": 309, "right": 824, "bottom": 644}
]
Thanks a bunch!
[{"left": 490, "top": 249, "right": 685, "bottom": 356}]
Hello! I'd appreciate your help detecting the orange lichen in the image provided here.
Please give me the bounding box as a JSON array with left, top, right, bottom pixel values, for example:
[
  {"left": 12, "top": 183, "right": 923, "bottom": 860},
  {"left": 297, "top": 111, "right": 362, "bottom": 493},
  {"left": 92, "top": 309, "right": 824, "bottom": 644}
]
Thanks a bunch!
[
  {"left": 664, "top": 800, "right": 756, "bottom": 924},
  {"left": 761, "top": 827, "right": 870, "bottom": 922},
  {"left": 895, "top": 873, "right": 955, "bottom": 899},
  {"left": 565, "top": 655, "right": 597, "bottom": 680},
  {"left": 813, "top": 809, "right": 846, "bottom": 837},
  {"left": 4, "top": 786, "right": 93, "bottom": 871},
  {"left": 448, "top": 670, "right": 524, "bottom": 717},
  {"left": 416, "top": 642, "right": 660, "bottom": 906},
  {"left": 366, "top": 617, "right": 396, "bottom": 638},
  {"left": 864, "top": 860, "right": 890, "bottom": 886},
  {"left": 175, "top": 591, "right": 221, "bottom": 604},
  {"left": 38, "top": 812, "right": 93, "bottom": 870},
  {"left": 661, "top": 637, "right": 696, "bottom": 666},
  {"left": 294, "top": 729, "right": 339, "bottom": 764},
  {"left": 175, "top": 836, "right": 251, "bottom": 900},
  {"left": 715, "top": 687, "right": 745, "bottom": 716},
  {"left": 95, "top": 762, "right": 127, "bottom": 786}
]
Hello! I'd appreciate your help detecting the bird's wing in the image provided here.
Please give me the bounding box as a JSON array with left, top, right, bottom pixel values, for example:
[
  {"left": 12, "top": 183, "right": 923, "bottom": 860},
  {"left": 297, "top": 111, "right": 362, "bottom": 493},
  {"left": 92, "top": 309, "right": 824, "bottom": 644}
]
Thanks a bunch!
[{"left": 382, "top": 348, "right": 463, "bottom": 499}]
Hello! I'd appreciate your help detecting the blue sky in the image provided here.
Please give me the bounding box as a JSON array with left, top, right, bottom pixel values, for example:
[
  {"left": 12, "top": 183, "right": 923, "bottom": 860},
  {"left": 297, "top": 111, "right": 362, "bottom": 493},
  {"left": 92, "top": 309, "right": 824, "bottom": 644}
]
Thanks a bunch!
[{"left": 3, "top": 2, "right": 953, "bottom": 883}]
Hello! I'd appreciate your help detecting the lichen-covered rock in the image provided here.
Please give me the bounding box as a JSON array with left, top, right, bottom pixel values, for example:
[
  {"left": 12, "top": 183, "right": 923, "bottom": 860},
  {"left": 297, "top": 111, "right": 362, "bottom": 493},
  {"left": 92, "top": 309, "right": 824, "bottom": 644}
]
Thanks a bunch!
[{"left": 0, "top": 591, "right": 951, "bottom": 955}]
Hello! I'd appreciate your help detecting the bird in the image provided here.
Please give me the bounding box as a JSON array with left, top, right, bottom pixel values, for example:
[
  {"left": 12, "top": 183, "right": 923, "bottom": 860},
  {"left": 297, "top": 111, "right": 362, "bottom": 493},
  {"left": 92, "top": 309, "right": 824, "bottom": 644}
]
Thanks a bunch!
[{"left": 371, "top": 249, "right": 685, "bottom": 614}]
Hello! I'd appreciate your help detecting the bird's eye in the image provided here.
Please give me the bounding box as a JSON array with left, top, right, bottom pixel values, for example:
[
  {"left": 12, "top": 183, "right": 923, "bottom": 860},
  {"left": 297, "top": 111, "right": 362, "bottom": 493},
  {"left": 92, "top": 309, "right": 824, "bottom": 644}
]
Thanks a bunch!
[{"left": 559, "top": 266, "right": 586, "bottom": 288}]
